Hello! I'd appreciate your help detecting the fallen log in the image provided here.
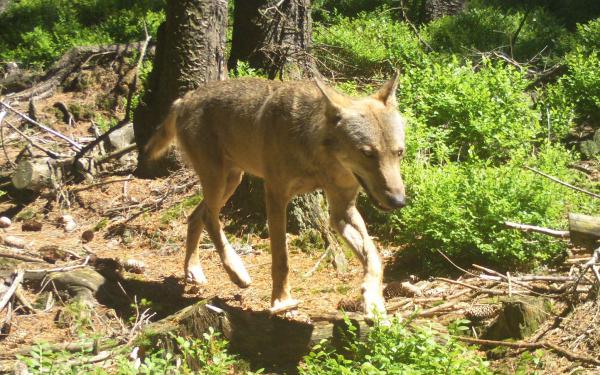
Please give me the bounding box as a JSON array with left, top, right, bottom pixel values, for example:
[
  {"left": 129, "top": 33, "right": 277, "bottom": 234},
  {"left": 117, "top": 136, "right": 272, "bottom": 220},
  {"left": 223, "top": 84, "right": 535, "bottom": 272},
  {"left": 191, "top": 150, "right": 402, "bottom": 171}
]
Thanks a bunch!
[
  {"left": 3, "top": 41, "right": 155, "bottom": 101},
  {"left": 569, "top": 213, "right": 600, "bottom": 250},
  {"left": 139, "top": 297, "right": 371, "bottom": 367}
]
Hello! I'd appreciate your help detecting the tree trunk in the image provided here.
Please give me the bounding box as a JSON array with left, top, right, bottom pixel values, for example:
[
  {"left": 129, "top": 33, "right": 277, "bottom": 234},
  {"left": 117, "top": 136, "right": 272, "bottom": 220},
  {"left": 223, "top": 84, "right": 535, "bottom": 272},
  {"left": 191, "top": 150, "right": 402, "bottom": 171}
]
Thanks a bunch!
[
  {"left": 228, "top": 0, "right": 313, "bottom": 80},
  {"left": 133, "top": 0, "right": 228, "bottom": 177},
  {"left": 424, "top": 0, "right": 467, "bottom": 21},
  {"left": 226, "top": 0, "right": 346, "bottom": 272}
]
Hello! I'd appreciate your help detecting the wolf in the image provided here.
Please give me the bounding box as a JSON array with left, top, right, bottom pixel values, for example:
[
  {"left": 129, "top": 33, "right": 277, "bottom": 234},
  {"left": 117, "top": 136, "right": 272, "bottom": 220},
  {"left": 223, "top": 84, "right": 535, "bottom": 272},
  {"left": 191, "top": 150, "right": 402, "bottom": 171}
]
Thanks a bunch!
[{"left": 145, "top": 74, "right": 406, "bottom": 317}]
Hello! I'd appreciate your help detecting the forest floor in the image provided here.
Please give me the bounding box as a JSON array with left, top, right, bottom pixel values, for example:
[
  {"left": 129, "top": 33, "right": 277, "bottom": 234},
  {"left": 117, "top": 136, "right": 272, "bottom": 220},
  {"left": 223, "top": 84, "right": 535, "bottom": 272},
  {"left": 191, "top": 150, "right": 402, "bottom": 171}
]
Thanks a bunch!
[{"left": 0, "top": 58, "right": 599, "bottom": 374}]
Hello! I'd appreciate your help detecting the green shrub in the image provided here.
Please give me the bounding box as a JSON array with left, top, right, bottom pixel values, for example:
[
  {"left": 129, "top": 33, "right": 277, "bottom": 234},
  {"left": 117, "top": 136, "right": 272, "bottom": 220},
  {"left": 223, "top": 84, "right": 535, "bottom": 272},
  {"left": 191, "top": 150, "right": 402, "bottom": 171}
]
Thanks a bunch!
[
  {"left": 0, "top": 0, "right": 165, "bottom": 69},
  {"left": 398, "top": 58, "right": 541, "bottom": 163},
  {"left": 313, "top": 12, "right": 424, "bottom": 77},
  {"left": 371, "top": 144, "right": 598, "bottom": 270},
  {"left": 423, "top": 6, "right": 567, "bottom": 62},
  {"left": 301, "top": 316, "right": 490, "bottom": 374},
  {"left": 543, "top": 50, "right": 600, "bottom": 133}
]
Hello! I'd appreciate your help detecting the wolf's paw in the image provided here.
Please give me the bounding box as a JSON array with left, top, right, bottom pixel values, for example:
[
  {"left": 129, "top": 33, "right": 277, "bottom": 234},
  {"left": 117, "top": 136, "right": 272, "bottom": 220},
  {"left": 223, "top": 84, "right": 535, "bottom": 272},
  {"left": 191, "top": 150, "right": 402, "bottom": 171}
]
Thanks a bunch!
[
  {"left": 363, "top": 288, "right": 387, "bottom": 320},
  {"left": 269, "top": 298, "right": 301, "bottom": 315},
  {"left": 227, "top": 267, "right": 252, "bottom": 288},
  {"left": 223, "top": 254, "right": 252, "bottom": 288},
  {"left": 185, "top": 265, "right": 208, "bottom": 285}
]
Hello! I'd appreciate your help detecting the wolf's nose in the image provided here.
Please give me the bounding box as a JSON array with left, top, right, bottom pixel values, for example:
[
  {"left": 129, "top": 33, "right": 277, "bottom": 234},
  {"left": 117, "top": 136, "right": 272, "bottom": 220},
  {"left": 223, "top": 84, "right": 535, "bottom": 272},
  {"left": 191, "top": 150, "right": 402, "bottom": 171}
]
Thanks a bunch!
[{"left": 387, "top": 194, "right": 406, "bottom": 209}]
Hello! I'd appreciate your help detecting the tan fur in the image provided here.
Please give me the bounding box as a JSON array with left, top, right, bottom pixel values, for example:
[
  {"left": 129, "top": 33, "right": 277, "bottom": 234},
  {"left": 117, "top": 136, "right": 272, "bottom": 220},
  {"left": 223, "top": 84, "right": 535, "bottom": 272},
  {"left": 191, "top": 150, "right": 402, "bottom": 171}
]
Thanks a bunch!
[{"left": 145, "top": 76, "right": 406, "bottom": 317}]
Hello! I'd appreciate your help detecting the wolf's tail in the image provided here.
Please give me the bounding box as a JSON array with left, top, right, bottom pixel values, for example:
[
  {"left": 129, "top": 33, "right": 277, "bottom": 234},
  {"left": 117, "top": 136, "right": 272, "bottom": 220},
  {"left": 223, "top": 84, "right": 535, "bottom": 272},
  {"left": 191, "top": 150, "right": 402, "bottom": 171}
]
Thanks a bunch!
[{"left": 144, "top": 99, "right": 183, "bottom": 160}]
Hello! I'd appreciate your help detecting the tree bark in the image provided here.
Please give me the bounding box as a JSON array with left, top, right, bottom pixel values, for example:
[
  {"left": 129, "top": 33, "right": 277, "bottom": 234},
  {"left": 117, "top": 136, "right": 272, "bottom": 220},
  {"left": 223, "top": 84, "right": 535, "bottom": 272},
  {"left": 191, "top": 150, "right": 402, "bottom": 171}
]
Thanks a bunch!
[
  {"left": 228, "top": 0, "right": 313, "bottom": 80},
  {"left": 133, "top": 0, "right": 228, "bottom": 177},
  {"left": 424, "top": 0, "right": 467, "bottom": 22}
]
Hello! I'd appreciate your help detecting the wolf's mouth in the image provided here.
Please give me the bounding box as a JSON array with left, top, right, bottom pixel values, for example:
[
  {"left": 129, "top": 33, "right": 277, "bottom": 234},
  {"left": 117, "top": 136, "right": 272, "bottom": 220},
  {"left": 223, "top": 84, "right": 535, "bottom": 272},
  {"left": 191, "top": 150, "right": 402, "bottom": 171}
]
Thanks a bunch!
[{"left": 353, "top": 173, "right": 392, "bottom": 211}]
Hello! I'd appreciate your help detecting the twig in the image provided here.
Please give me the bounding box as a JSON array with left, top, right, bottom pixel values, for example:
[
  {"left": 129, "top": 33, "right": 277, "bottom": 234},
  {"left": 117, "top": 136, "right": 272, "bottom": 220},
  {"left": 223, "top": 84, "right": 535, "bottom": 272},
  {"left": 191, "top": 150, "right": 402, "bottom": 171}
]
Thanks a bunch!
[
  {"left": 0, "top": 111, "right": 16, "bottom": 168},
  {"left": 304, "top": 248, "right": 331, "bottom": 277},
  {"left": 504, "top": 221, "right": 570, "bottom": 238},
  {"left": 0, "top": 102, "right": 82, "bottom": 150},
  {"left": 436, "top": 250, "right": 478, "bottom": 277},
  {"left": 435, "top": 277, "right": 513, "bottom": 296},
  {"left": 69, "top": 177, "right": 134, "bottom": 193},
  {"left": 0, "top": 271, "right": 24, "bottom": 311},
  {"left": 94, "top": 143, "right": 137, "bottom": 165},
  {"left": 524, "top": 166, "right": 600, "bottom": 199},
  {"left": 27, "top": 256, "right": 90, "bottom": 274},
  {"left": 4, "top": 120, "right": 63, "bottom": 159},
  {"left": 453, "top": 336, "right": 600, "bottom": 367},
  {"left": 1, "top": 302, "right": 12, "bottom": 335},
  {"left": 14, "top": 286, "right": 35, "bottom": 313}
]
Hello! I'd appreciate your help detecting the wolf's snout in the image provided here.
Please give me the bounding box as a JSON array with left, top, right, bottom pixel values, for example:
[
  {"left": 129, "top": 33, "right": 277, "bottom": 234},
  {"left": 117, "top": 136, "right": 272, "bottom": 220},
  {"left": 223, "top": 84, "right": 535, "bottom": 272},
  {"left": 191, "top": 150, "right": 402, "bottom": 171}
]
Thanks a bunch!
[{"left": 385, "top": 192, "right": 406, "bottom": 209}]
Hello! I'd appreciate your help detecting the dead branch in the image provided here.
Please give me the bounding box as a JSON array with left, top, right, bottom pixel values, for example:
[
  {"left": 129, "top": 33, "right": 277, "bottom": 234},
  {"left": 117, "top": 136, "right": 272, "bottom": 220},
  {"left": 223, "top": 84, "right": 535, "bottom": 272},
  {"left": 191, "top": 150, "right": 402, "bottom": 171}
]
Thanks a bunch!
[
  {"left": 524, "top": 166, "right": 600, "bottom": 199},
  {"left": 504, "top": 221, "right": 570, "bottom": 238},
  {"left": 0, "top": 248, "right": 44, "bottom": 263},
  {"left": 26, "top": 256, "right": 90, "bottom": 274},
  {"left": 53, "top": 102, "right": 75, "bottom": 126},
  {"left": 4, "top": 119, "right": 63, "bottom": 158},
  {"left": 69, "top": 177, "right": 134, "bottom": 194},
  {"left": 435, "top": 277, "right": 515, "bottom": 296},
  {"left": 95, "top": 143, "right": 137, "bottom": 165},
  {"left": 0, "top": 101, "right": 82, "bottom": 150},
  {"left": 0, "top": 271, "right": 24, "bottom": 311},
  {"left": 454, "top": 336, "right": 600, "bottom": 367},
  {"left": 0, "top": 110, "right": 15, "bottom": 168}
]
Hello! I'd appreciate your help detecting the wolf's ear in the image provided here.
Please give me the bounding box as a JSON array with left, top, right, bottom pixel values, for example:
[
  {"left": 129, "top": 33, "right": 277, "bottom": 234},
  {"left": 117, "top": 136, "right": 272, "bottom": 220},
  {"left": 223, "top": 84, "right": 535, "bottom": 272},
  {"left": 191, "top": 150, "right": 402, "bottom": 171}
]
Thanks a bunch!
[
  {"left": 314, "top": 78, "right": 345, "bottom": 111},
  {"left": 374, "top": 70, "right": 399, "bottom": 106}
]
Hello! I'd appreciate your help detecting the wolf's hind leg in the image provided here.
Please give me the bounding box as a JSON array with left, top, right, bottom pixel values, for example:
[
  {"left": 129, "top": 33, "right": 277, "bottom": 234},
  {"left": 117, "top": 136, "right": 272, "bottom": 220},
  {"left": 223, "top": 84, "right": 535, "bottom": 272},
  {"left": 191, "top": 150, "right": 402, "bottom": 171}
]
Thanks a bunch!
[
  {"left": 185, "top": 202, "right": 208, "bottom": 284},
  {"left": 203, "top": 168, "right": 251, "bottom": 288}
]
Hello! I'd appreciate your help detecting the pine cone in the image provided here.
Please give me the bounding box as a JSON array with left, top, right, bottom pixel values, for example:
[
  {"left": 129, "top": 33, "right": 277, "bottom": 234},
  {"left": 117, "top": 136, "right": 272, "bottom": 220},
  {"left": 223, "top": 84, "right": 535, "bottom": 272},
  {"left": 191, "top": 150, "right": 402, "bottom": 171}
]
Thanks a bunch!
[
  {"left": 337, "top": 298, "right": 362, "bottom": 312},
  {"left": 464, "top": 304, "right": 499, "bottom": 321}
]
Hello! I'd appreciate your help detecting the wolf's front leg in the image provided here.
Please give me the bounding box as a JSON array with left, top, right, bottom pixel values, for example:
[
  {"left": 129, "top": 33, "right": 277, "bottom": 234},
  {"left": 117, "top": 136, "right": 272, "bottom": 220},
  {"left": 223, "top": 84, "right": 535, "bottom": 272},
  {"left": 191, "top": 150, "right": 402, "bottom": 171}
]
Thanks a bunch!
[
  {"left": 327, "top": 189, "right": 386, "bottom": 318},
  {"left": 265, "top": 186, "right": 299, "bottom": 312}
]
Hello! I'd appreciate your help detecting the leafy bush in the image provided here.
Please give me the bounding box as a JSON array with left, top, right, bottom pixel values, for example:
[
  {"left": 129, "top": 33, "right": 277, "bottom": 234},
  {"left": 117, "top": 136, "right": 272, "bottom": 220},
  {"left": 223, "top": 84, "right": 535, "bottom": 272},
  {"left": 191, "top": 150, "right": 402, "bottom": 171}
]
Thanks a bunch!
[
  {"left": 301, "top": 316, "right": 490, "bottom": 374},
  {"left": 423, "top": 6, "right": 568, "bottom": 62},
  {"left": 398, "top": 58, "right": 541, "bottom": 163},
  {"left": 0, "top": 0, "right": 165, "bottom": 69},
  {"left": 543, "top": 50, "right": 600, "bottom": 133},
  {"left": 313, "top": 12, "right": 424, "bottom": 77},
  {"left": 369, "top": 145, "right": 598, "bottom": 270}
]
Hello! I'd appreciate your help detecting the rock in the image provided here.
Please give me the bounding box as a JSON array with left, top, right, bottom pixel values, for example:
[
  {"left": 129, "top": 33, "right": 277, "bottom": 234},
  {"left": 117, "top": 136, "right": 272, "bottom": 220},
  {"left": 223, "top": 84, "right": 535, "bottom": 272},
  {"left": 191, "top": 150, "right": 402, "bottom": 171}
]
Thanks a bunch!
[
  {"left": 107, "top": 122, "right": 134, "bottom": 150},
  {"left": 0, "top": 217, "right": 11, "bottom": 228},
  {"left": 60, "top": 215, "right": 77, "bottom": 233},
  {"left": 121, "top": 259, "right": 145, "bottom": 274},
  {"left": 4, "top": 236, "right": 26, "bottom": 249}
]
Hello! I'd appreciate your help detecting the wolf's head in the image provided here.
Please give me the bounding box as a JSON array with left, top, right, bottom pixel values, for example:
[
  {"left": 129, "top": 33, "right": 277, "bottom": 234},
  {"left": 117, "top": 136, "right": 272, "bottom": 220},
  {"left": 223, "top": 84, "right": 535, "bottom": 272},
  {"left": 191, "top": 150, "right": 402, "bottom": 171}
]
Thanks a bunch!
[{"left": 316, "top": 73, "right": 406, "bottom": 211}]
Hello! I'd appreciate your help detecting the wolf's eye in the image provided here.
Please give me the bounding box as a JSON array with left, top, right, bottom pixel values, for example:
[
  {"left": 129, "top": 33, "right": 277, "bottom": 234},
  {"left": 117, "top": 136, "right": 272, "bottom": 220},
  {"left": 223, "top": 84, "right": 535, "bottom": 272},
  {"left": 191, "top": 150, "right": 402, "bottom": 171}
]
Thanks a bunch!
[
  {"left": 396, "top": 149, "right": 405, "bottom": 157},
  {"left": 361, "top": 147, "right": 375, "bottom": 158}
]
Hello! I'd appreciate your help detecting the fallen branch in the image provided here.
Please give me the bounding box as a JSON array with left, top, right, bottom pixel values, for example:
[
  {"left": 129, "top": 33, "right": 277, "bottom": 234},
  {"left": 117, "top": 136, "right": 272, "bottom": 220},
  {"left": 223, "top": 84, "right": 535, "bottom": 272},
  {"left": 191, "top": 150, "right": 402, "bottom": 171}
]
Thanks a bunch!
[
  {"left": 504, "top": 221, "right": 570, "bottom": 238},
  {"left": 27, "top": 256, "right": 90, "bottom": 274},
  {"left": 454, "top": 336, "right": 600, "bottom": 367},
  {"left": 4, "top": 119, "right": 63, "bottom": 159},
  {"left": 0, "top": 102, "right": 82, "bottom": 150},
  {"left": 69, "top": 177, "right": 134, "bottom": 194},
  {"left": 0, "top": 249, "right": 45, "bottom": 263},
  {"left": 0, "top": 271, "right": 24, "bottom": 311},
  {"left": 95, "top": 143, "right": 137, "bottom": 165},
  {"left": 524, "top": 166, "right": 600, "bottom": 199}
]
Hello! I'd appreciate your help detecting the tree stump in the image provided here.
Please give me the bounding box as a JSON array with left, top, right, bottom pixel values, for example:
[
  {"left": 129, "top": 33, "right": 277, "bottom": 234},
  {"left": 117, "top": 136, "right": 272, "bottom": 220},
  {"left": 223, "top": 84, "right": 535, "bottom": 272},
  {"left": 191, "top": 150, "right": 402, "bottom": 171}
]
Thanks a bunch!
[{"left": 139, "top": 297, "right": 370, "bottom": 367}]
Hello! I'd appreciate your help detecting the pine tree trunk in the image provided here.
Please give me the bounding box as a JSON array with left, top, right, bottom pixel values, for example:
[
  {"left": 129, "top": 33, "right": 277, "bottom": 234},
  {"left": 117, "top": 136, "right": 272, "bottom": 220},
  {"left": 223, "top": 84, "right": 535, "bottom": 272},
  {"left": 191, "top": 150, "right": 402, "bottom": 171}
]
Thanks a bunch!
[
  {"left": 226, "top": 0, "right": 346, "bottom": 271},
  {"left": 133, "top": 0, "right": 228, "bottom": 176},
  {"left": 229, "top": 0, "right": 313, "bottom": 80},
  {"left": 424, "top": 0, "right": 467, "bottom": 21}
]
